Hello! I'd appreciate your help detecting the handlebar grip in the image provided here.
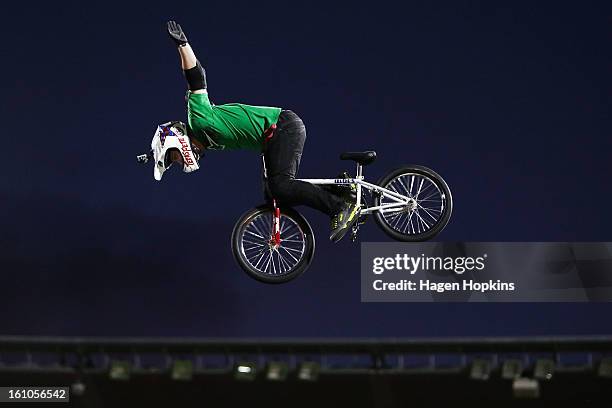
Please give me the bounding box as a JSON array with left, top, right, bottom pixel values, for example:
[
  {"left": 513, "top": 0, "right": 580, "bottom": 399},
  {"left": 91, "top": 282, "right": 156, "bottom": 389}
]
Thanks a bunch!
[{"left": 137, "top": 151, "right": 153, "bottom": 164}]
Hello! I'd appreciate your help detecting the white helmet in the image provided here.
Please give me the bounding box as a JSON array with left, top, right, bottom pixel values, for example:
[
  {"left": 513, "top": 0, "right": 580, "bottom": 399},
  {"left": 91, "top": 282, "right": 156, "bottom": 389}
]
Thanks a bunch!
[{"left": 150, "top": 121, "right": 200, "bottom": 181}]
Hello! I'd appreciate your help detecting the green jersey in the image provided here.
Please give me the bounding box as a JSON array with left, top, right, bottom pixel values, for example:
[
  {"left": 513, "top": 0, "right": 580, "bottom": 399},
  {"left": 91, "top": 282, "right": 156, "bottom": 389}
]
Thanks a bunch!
[{"left": 187, "top": 91, "right": 282, "bottom": 151}]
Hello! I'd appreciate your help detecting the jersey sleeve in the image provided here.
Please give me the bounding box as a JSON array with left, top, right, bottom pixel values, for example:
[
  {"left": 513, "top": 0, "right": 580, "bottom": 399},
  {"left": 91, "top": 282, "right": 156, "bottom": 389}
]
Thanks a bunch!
[{"left": 187, "top": 91, "right": 214, "bottom": 124}]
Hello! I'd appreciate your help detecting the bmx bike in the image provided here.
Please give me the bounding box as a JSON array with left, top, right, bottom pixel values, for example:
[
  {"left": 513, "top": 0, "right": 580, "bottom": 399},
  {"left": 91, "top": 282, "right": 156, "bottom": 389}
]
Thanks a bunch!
[{"left": 231, "top": 151, "right": 453, "bottom": 284}]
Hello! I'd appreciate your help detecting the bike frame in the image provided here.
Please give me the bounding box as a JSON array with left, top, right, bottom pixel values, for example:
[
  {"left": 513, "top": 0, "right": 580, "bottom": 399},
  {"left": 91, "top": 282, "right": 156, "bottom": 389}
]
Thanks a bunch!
[{"left": 297, "top": 163, "right": 414, "bottom": 215}]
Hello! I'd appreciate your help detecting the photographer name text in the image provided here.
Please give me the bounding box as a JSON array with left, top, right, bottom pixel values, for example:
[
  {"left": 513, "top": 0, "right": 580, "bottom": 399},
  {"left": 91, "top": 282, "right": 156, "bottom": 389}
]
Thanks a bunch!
[{"left": 371, "top": 254, "right": 516, "bottom": 293}]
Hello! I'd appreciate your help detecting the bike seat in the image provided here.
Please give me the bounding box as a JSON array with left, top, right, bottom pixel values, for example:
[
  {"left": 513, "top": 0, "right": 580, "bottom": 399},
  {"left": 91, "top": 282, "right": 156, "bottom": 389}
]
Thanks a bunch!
[{"left": 340, "top": 151, "right": 377, "bottom": 166}]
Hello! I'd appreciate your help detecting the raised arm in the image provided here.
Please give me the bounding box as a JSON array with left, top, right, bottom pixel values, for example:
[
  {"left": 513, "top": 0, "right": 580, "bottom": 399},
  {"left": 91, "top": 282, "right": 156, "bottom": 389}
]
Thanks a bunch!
[{"left": 167, "top": 21, "right": 207, "bottom": 94}]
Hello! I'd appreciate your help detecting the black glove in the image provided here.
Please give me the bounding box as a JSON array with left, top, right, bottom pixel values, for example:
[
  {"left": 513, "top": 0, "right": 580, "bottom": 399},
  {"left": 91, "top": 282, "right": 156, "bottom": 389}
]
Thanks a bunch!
[{"left": 167, "top": 20, "right": 188, "bottom": 46}]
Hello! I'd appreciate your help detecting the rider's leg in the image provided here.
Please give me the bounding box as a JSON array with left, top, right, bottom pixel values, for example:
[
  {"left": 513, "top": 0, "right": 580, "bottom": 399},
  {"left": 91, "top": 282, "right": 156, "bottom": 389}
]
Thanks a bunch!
[
  {"left": 264, "top": 110, "right": 360, "bottom": 242},
  {"left": 264, "top": 111, "right": 344, "bottom": 216}
]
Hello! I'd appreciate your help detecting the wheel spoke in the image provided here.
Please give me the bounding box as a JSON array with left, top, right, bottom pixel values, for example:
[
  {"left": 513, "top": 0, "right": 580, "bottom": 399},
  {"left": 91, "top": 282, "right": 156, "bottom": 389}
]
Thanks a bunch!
[
  {"left": 281, "top": 231, "right": 301, "bottom": 241},
  {"left": 409, "top": 210, "right": 416, "bottom": 234},
  {"left": 278, "top": 250, "right": 295, "bottom": 270},
  {"left": 414, "top": 178, "right": 424, "bottom": 199},
  {"left": 280, "top": 246, "right": 300, "bottom": 263},
  {"left": 399, "top": 211, "right": 412, "bottom": 233},
  {"left": 417, "top": 204, "right": 440, "bottom": 221},
  {"left": 398, "top": 177, "right": 411, "bottom": 197},
  {"left": 282, "top": 238, "right": 304, "bottom": 243},
  {"left": 250, "top": 218, "right": 268, "bottom": 240},
  {"left": 418, "top": 190, "right": 440, "bottom": 203},
  {"left": 244, "top": 230, "right": 265, "bottom": 240},
  {"left": 242, "top": 239, "right": 264, "bottom": 246},
  {"left": 271, "top": 251, "right": 278, "bottom": 275},
  {"left": 264, "top": 251, "right": 273, "bottom": 274},
  {"left": 254, "top": 249, "right": 268, "bottom": 270},
  {"left": 414, "top": 209, "right": 430, "bottom": 230}
]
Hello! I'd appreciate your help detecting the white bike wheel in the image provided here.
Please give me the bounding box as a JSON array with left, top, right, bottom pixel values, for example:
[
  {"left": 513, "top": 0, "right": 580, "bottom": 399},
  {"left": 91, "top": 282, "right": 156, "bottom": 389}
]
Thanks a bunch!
[{"left": 373, "top": 165, "right": 452, "bottom": 241}]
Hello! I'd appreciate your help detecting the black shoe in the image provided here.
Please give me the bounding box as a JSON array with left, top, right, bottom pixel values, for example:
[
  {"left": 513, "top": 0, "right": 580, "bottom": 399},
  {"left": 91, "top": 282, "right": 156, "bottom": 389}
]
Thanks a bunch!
[{"left": 329, "top": 202, "right": 361, "bottom": 242}]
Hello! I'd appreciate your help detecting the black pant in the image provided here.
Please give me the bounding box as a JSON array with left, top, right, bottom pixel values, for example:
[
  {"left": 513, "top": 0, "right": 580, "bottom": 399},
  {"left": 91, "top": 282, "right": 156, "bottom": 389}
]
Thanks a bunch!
[{"left": 263, "top": 110, "right": 344, "bottom": 216}]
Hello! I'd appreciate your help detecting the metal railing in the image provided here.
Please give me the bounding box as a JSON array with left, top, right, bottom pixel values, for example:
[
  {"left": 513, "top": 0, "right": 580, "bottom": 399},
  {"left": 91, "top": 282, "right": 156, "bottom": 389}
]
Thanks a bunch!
[{"left": 0, "top": 335, "right": 611, "bottom": 377}]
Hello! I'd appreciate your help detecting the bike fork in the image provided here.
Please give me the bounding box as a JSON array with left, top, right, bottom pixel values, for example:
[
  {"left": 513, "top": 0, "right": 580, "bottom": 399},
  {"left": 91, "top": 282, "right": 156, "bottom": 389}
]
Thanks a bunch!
[
  {"left": 263, "top": 154, "right": 282, "bottom": 247},
  {"left": 271, "top": 199, "right": 281, "bottom": 247}
]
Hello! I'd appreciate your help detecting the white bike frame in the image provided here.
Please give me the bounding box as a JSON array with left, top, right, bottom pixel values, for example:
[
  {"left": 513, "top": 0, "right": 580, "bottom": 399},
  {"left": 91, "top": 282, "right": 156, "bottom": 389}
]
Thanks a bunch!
[{"left": 297, "top": 162, "right": 415, "bottom": 215}]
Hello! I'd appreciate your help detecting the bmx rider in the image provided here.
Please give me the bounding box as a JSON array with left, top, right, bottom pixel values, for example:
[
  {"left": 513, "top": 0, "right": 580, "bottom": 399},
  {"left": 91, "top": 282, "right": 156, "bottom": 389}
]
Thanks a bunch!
[{"left": 148, "top": 21, "right": 359, "bottom": 242}]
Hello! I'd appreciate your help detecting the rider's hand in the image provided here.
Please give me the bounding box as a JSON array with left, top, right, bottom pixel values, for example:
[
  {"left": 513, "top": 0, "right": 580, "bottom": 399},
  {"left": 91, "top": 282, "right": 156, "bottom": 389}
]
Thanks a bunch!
[{"left": 167, "top": 20, "right": 188, "bottom": 46}]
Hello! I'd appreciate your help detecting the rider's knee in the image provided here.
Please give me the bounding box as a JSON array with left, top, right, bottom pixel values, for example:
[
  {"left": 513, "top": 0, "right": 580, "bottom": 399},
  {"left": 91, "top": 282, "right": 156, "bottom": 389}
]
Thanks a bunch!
[{"left": 267, "top": 176, "right": 293, "bottom": 200}]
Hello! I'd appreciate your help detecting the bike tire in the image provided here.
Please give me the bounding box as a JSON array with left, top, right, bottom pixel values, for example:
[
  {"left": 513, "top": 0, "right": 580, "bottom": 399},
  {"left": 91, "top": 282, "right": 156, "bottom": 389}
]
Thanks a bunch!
[
  {"left": 231, "top": 205, "right": 315, "bottom": 284},
  {"left": 373, "top": 165, "right": 452, "bottom": 241}
]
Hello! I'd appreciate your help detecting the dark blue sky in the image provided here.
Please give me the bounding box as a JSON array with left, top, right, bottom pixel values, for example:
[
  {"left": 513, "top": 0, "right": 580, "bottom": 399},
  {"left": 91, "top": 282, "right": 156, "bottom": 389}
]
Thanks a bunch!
[{"left": 2, "top": 1, "right": 611, "bottom": 337}]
